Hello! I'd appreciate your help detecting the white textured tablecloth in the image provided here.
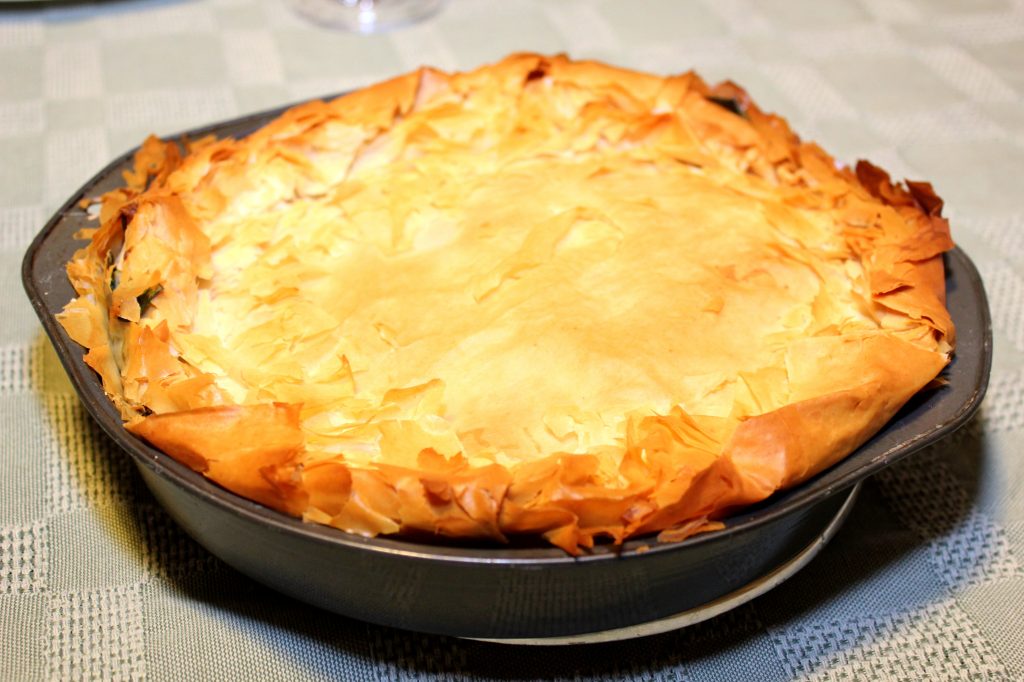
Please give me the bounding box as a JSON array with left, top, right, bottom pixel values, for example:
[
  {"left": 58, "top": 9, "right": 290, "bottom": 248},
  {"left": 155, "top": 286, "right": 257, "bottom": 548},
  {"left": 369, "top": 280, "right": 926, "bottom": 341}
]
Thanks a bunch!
[{"left": 2, "top": 0, "right": 1023, "bottom": 679}]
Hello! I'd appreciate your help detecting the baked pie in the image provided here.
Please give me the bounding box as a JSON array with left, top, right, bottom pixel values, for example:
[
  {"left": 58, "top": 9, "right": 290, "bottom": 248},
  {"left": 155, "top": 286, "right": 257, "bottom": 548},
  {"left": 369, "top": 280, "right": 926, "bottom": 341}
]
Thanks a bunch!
[{"left": 58, "top": 54, "right": 954, "bottom": 553}]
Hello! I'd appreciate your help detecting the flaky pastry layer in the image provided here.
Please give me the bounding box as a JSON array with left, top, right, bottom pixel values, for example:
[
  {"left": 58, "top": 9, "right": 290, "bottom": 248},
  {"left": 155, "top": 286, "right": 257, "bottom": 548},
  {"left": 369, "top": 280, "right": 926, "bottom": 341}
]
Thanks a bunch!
[{"left": 59, "top": 54, "right": 955, "bottom": 552}]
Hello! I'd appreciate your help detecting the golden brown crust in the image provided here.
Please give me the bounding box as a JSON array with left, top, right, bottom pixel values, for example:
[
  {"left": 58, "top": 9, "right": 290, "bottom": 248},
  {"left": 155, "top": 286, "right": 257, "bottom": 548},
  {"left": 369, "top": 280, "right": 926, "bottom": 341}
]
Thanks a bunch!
[
  {"left": 127, "top": 402, "right": 307, "bottom": 514},
  {"left": 59, "top": 54, "right": 955, "bottom": 553}
]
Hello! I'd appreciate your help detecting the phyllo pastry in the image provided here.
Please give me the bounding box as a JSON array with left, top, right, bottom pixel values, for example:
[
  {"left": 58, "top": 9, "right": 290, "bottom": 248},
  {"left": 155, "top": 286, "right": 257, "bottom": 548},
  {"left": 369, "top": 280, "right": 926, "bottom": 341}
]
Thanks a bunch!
[{"left": 59, "top": 54, "right": 954, "bottom": 553}]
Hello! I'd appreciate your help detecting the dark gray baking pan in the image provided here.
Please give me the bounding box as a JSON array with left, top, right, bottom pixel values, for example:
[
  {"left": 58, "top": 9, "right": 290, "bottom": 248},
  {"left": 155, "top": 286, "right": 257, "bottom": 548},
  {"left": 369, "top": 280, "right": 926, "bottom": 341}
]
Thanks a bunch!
[{"left": 22, "top": 102, "right": 992, "bottom": 642}]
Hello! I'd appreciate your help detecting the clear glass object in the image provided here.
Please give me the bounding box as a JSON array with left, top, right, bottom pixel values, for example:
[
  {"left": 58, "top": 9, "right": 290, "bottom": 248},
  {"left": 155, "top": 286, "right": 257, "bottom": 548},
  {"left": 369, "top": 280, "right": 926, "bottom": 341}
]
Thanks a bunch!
[{"left": 291, "top": 0, "right": 444, "bottom": 32}]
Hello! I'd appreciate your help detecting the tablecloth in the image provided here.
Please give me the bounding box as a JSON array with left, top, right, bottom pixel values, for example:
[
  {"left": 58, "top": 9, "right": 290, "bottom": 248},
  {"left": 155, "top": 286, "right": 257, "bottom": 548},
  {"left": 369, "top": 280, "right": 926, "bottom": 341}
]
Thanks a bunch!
[{"left": 2, "top": 0, "right": 1023, "bottom": 679}]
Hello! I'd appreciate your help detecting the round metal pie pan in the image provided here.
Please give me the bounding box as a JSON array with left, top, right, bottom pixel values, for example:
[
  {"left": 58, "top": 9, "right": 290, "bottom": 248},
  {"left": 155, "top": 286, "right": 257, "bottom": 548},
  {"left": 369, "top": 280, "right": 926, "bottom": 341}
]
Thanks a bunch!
[{"left": 21, "top": 104, "right": 993, "bottom": 641}]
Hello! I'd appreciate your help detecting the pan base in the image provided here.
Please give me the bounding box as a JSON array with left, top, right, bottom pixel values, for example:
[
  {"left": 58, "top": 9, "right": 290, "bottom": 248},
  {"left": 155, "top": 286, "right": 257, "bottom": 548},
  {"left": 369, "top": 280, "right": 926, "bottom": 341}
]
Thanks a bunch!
[{"left": 470, "top": 481, "right": 862, "bottom": 646}]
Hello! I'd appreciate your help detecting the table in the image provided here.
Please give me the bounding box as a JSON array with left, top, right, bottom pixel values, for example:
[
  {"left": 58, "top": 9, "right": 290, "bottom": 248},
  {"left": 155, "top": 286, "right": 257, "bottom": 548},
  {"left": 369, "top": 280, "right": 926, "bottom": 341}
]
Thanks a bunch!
[{"left": 2, "top": 0, "right": 1023, "bottom": 678}]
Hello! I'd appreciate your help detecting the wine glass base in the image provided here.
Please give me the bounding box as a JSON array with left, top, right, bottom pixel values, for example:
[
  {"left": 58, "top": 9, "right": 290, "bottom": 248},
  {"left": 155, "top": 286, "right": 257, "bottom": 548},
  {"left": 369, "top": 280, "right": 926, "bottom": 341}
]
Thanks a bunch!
[{"left": 291, "top": 0, "right": 444, "bottom": 32}]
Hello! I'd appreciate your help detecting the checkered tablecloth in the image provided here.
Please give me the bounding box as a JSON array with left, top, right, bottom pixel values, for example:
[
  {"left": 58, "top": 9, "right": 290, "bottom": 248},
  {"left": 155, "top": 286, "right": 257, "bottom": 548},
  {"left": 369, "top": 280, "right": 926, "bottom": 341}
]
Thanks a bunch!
[{"left": 2, "top": 0, "right": 1023, "bottom": 679}]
